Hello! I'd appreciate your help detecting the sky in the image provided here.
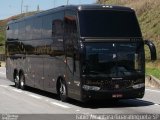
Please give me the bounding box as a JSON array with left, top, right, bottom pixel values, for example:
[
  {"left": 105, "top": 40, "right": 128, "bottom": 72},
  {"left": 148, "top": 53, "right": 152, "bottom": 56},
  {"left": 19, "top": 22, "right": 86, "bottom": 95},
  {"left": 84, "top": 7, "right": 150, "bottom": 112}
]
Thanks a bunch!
[{"left": 0, "top": 0, "right": 96, "bottom": 20}]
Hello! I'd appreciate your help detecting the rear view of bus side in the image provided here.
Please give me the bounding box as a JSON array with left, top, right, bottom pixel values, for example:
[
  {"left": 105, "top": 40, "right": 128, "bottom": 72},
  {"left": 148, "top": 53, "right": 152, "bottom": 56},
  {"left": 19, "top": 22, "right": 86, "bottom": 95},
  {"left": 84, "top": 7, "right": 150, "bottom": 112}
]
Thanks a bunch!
[{"left": 6, "top": 5, "right": 157, "bottom": 102}]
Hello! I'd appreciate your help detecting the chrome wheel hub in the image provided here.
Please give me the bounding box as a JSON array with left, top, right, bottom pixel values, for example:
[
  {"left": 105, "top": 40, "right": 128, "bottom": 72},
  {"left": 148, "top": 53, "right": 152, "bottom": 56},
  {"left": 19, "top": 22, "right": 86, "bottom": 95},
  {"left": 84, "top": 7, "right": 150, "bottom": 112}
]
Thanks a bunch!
[{"left": 60, "top": 83, "right": 66, "bottom": 95}]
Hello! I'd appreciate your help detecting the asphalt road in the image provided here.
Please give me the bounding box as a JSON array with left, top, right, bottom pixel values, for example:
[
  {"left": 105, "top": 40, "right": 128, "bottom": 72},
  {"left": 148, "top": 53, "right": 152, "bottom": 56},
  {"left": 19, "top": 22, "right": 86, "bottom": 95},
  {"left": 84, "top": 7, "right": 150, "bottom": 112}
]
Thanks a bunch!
[{"left": 0, "top": 67, "right": 160, "bottom": 120}]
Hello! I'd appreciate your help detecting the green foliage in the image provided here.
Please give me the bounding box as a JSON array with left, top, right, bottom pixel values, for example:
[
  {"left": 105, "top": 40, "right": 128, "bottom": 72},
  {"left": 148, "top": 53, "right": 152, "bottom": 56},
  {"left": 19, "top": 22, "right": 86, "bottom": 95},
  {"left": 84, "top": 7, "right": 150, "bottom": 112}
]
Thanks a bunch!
[
  {"left": 0, "top": 33, "right": 4, "bottom": 43},
  {"left": 146, "top": 68, "right": 160, "bottom": 80},
  {"left": 146, "top": 60, "right": 160, "bottom": 80},
  {"left": 0, "top": 24, "right": 5, "bottom": 53},
  {"left": 0, "top": 31, "right": 5, "bottom": 53}
]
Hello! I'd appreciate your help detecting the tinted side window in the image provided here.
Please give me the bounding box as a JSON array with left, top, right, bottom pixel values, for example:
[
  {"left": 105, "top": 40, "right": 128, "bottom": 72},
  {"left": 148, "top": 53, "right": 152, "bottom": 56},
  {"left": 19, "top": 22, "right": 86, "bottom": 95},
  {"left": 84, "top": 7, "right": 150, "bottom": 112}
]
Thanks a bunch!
[
  {"left": 7, "top": 23, "right": 18, "bottom": 41},
  {"left": 52, "top": 12, "right": 64, "bottom": 37},
  {"left": 7, "top": 24, "right": 13, "bottom": 41},
  {"left": 13, "top": 23, "right": 18, "bottom": 40},
  {"left": 18, "top": 21, "right": 25, "bottom": 41},
  {"left": 25, "top": 19, "right": 33, "bottom": 40},
  {"left": 42, "top": 15, "right": 53, "bottom": 38},
  {"left": 33, "top": 17, "right": 42, "bottom": 39}
]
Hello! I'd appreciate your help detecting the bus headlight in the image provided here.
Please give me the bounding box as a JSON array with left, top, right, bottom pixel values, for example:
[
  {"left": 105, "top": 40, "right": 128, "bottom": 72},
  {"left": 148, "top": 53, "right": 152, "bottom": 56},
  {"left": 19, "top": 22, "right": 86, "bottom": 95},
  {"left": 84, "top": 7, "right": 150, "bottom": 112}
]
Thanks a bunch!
[
  {"left": 83, "top": 85, "right": 100, "bottom": 91},
  {"left": 132, "top": 83, "right": 145, "bottom": 89}
]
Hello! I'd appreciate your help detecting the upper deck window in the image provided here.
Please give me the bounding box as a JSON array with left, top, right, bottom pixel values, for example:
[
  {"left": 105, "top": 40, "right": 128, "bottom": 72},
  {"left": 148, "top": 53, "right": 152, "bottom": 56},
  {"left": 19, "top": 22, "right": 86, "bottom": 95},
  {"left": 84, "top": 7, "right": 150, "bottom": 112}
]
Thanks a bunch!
[{"left": 78, "top": 10, "right": 142, "bottom": 38}]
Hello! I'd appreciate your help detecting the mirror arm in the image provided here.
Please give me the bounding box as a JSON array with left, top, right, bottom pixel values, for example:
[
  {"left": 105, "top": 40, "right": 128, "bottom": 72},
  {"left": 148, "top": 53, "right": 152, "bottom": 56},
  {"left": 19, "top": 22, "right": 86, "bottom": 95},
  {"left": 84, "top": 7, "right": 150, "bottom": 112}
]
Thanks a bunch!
[{"left": 144, "top": 40, "right": 157, "bottom": 61}]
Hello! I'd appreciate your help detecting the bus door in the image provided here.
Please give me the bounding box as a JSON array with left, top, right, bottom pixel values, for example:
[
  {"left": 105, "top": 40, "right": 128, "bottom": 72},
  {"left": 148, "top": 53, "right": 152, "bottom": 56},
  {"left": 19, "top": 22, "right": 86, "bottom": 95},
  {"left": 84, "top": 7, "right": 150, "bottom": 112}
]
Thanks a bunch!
[{"left": 64, "top": 10, "right": 81, "bottom": 99}]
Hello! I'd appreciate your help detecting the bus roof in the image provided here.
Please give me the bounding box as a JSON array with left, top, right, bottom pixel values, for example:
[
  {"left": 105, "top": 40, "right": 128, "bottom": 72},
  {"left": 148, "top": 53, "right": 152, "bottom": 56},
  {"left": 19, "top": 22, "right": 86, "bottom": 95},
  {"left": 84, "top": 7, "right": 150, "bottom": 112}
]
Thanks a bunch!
[{"left": 8, "top": 4, "right": 134, "bottom": 24}]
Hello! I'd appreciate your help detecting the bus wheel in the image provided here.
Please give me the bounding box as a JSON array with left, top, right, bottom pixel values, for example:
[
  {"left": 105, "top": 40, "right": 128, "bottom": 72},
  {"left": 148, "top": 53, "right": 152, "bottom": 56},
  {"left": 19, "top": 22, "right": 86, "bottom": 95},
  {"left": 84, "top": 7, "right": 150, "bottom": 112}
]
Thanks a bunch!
[
  {"left": 20, "top": 74, "right": 26, "bottom": 90},
  {"left": 15, "top": 75, "right": 20, "bottom": 88},
  {"left": 59, "top": 79, "right": 68, "bottom": 102}
]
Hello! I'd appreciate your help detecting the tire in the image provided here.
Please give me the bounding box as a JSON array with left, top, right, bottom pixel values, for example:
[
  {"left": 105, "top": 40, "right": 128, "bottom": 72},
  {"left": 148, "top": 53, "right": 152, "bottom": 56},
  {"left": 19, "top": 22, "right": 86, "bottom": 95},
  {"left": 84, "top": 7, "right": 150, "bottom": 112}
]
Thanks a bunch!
[
  {"left": 59, "top": 79, "right": 68, "bottom": 102},
  {"left": 14, "top": 74, "right": 20, "bottom": 88},
  {"left": 19, "top": 74, "right": 26, "bottom": 90}
]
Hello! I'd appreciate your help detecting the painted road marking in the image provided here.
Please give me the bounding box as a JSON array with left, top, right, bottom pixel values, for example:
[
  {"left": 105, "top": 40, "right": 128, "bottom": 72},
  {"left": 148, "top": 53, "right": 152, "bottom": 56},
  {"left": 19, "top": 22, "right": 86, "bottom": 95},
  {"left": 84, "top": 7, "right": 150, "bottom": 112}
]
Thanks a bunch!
[
  {"left": 146, "top": 89, "right": 160, "bottom": 93},
  {"left": 0, "top": 84, "right": 72, "bottom": 109},
  {"left": 11, "top": 88, "right": 23, "bottom": 93},
  {"left": 51, "top": 102, "right": 71, "bottom": 109},
  {"left": 1, "top": 85, "right": 41, "bottom": 100},
  {"left": 3, "top": 85, "right": 72, "bottom": 110},
  {"left": 27, "top": 94, "right": 41, "bottom": 99},
  {"left": 0, "top": 72, "right": 6, "bottom": 75},
  {"left": 0, "top": 85, "right": 8, "bottom": 88}
]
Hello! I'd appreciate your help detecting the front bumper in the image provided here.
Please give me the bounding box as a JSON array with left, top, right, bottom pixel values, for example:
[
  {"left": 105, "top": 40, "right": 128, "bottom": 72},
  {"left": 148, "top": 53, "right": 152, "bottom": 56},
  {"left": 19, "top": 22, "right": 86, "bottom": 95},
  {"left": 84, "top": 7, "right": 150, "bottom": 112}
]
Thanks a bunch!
[{"left": 81, "top": 87, "right": 145, "bottom": 101}]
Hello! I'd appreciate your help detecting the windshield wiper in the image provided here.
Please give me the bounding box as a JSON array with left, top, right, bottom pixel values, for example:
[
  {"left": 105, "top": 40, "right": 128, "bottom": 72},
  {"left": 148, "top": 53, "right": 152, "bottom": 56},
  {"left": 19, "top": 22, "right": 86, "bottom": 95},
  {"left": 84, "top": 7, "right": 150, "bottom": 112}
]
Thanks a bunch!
[{"left": 90, "top": 71, "right": 101, "bottom": 74}]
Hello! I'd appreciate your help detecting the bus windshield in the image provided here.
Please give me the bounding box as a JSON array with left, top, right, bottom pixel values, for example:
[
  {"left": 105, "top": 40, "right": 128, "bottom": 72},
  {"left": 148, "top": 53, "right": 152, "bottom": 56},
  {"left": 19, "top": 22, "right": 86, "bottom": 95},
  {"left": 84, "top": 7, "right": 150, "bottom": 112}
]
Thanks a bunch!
[
  {"left": 83, "top": 42, "right": 144, "bottom": 77},
  {"left": 78, "top": 10, "right": 142, "bottom": 38}
]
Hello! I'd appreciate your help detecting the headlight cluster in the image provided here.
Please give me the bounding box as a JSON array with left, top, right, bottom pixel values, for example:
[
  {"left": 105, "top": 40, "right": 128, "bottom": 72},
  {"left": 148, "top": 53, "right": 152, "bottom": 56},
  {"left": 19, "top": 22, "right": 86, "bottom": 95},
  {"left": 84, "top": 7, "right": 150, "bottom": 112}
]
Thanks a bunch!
[{"left": 132, "top": 83, "right": 145, "bottom": 89}]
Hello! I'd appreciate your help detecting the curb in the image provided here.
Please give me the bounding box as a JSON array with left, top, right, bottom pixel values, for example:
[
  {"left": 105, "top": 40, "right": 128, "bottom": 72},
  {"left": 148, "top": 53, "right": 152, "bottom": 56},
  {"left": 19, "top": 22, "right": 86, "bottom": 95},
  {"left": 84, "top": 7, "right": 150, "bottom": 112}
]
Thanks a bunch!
[
  {"left": 145, "top": 75, "right": 160, "bottom": 89},
  {"left": 0, "top": 61, "right": 5, "bottom": 67}
]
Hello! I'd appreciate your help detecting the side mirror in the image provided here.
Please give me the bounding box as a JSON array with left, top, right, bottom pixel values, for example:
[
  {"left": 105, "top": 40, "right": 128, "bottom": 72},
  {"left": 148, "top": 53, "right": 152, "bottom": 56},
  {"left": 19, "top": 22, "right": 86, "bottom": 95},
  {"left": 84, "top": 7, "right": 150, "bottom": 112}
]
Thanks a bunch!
[{"left": 144, "top": 40, "right": 157, "bottom": 61}]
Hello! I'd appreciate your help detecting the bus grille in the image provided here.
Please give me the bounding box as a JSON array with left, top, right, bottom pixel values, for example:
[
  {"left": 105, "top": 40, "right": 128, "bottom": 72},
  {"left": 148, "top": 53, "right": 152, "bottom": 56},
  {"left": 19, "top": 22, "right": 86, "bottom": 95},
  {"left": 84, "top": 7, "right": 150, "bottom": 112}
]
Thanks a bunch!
[{"left": 102, "top": 80, "right": 133, "bottom": 90}]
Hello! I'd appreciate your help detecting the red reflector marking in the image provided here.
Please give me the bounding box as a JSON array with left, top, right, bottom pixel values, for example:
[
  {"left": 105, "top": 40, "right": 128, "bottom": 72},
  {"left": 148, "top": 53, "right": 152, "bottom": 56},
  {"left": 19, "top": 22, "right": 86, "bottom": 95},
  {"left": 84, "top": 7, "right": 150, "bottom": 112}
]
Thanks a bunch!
[{"left": 112, "top": 94, "right": 123, "bottom": 98}]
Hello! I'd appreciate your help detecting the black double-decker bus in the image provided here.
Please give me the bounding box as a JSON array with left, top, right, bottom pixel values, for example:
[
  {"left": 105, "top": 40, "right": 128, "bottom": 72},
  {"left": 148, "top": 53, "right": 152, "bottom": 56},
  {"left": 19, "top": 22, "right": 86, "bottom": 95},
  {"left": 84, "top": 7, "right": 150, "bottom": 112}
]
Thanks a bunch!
[{"left": 6, "top": 5, "right": 156, "bottom": 102}]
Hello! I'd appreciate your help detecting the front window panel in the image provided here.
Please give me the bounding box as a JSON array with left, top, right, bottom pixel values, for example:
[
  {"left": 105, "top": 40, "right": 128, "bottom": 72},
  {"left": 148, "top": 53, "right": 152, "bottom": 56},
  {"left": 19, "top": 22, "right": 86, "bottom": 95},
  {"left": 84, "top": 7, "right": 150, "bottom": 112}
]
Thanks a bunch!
[
  {"left": 83, "top": 42, "right": 144, "bottom": 77},
  {"left": 79, "top": 10, "right": 142, "bottom": 38}
]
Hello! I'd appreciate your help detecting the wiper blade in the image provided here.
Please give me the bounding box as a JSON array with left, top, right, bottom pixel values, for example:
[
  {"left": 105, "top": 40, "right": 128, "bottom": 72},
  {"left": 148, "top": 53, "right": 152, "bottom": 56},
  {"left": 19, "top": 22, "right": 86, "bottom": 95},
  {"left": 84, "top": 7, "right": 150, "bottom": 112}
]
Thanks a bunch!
[{"left": 90, "top": 71, "right": 100, "bottom": 74}]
